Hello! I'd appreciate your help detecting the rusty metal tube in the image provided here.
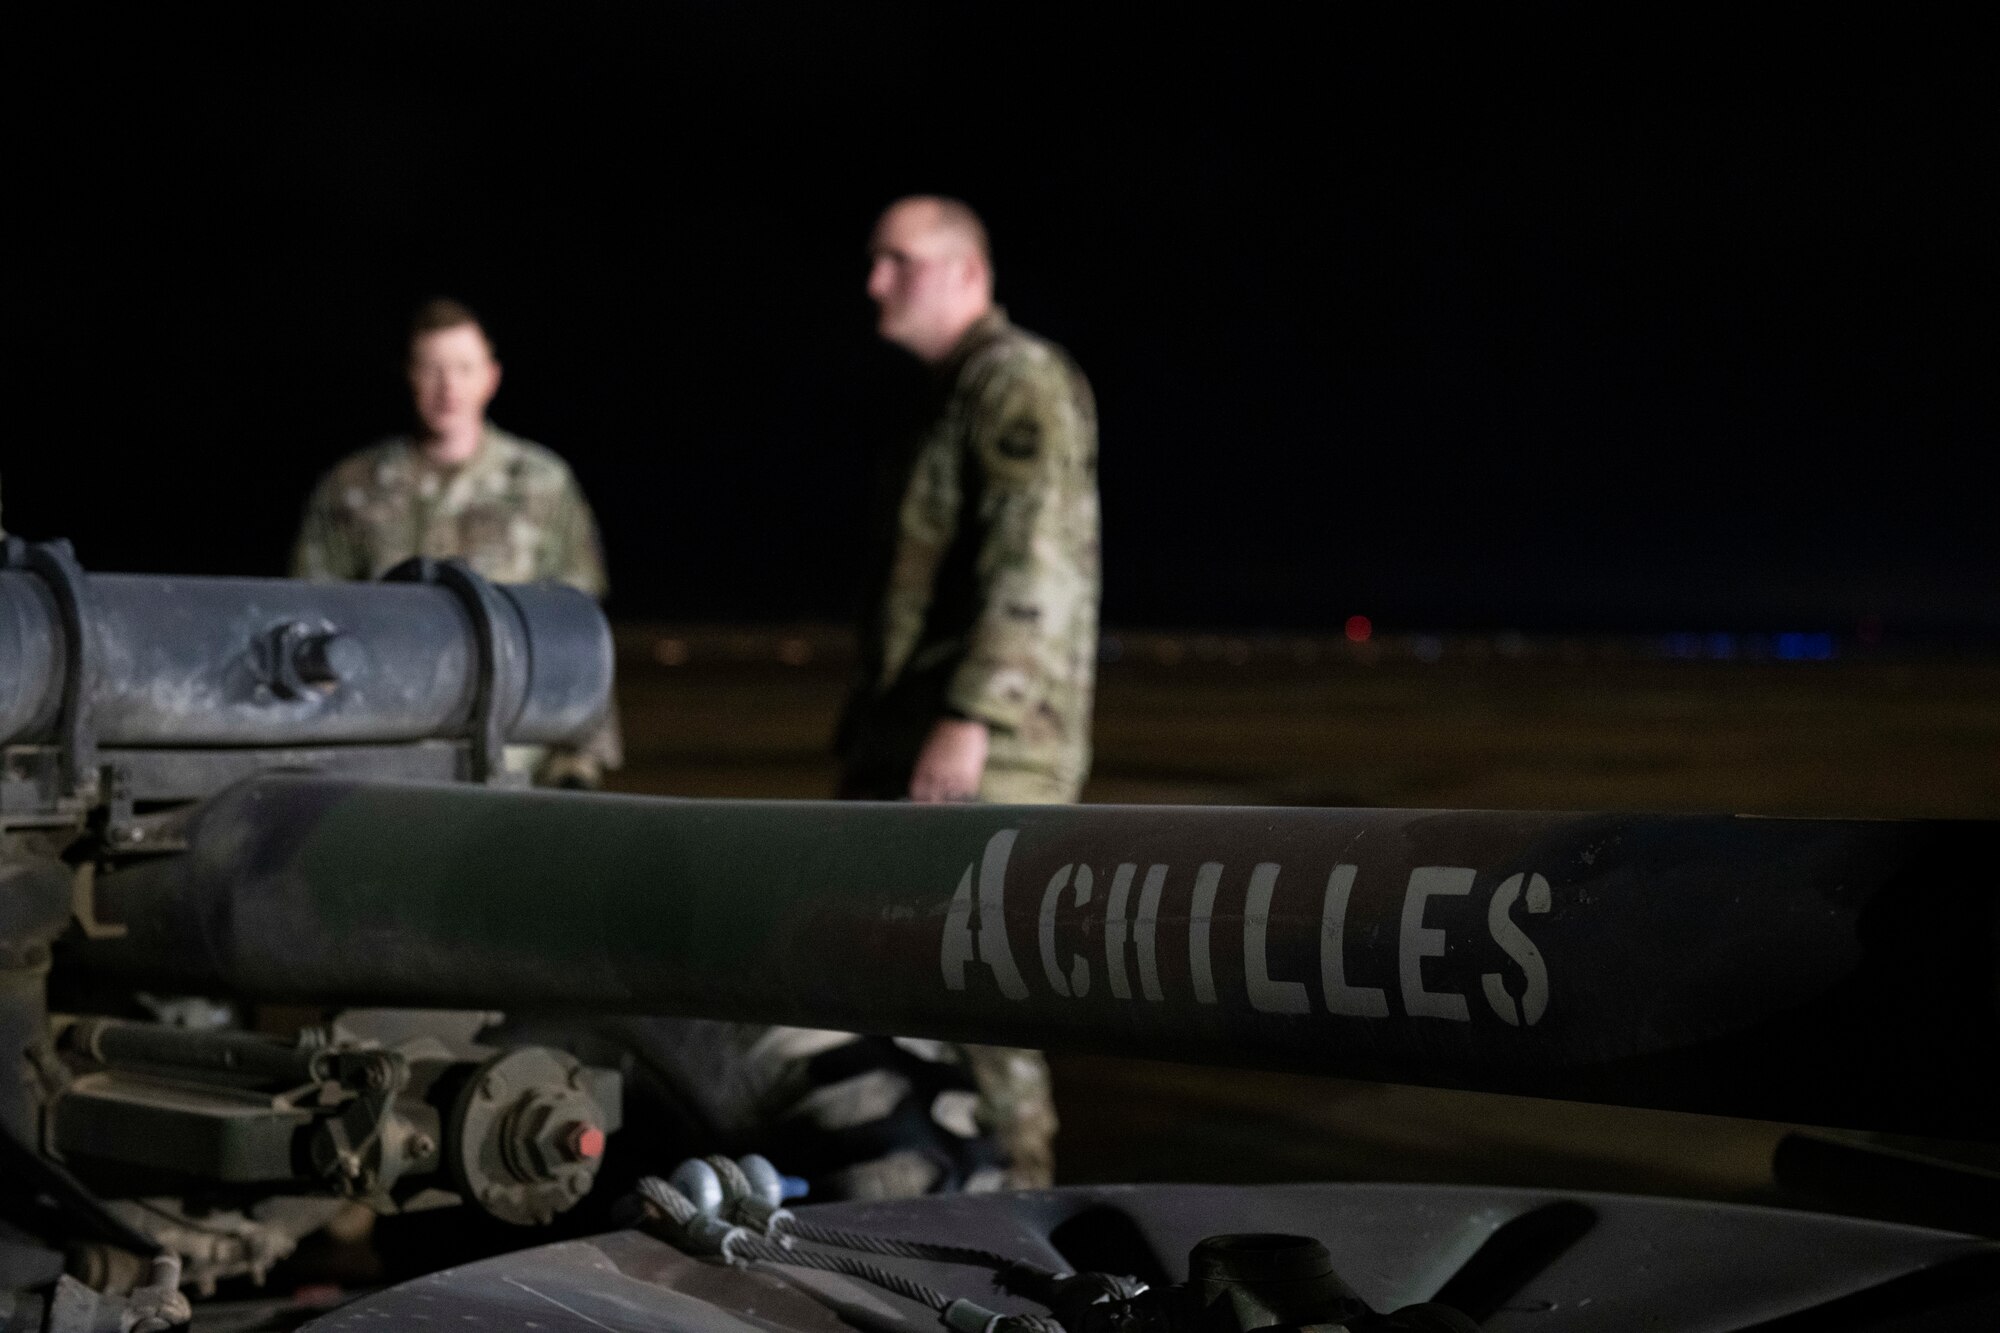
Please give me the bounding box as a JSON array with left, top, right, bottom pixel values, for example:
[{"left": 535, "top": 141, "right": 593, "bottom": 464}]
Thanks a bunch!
[{"left": 79, "top": 775, "right": 2000, "bottom": 1139}]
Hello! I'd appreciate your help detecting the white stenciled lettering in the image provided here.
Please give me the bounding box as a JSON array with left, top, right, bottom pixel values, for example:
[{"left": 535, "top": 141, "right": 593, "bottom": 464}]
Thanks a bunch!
[
  {"left": 1190, "top": 862, "right": 1223, "bottom": 1005},
  {"left": 1136, "top": 865, "right": 1167, "bottom": 1002},
  {"left": 1104, "top": 863, "right": 1136, "bottom": 1000},
  {"left": 1245, "top": 863, "right": 1310, "bottom": 1014},
  {"left": 1319, "top": 863, "right": 1388, "bottom": 1018},
  {"left": 1039, "top": 864, "right": 1093, "bottom": 998},
  {"left": 1399, "top": 866, "right": 1476, "bottom": 1021},
  {"left": 1482, "top": 872, "right": 1551, "bottom": 1026},
  {"left": 939, "top": 830, "right": 1030, "bottom": 1000}
]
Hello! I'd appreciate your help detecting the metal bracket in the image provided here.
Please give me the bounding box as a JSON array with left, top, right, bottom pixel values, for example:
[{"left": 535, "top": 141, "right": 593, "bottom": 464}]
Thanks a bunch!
[
  {"left": 382, "top": 558, "right": 522, "bottom": 785},
  {"left": 0, "top": 539, "right": 98, "bottom": 802}
]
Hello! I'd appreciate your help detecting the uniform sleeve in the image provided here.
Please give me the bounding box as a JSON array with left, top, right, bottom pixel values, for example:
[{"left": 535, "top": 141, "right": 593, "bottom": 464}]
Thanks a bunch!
[
  {"left": 290, "top": 473, "right": 366, "bottom": 580},
  {"left": 544, "top": 471, "right": 610, "bottom": 599},
  {"left": 945, "top": 353, "right": 1096, "bottom": 731}
]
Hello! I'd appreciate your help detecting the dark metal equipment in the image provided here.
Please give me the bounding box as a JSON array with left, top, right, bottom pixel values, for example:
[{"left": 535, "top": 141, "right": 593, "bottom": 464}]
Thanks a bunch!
[
  {"left": 82, "top": 775, "right": 2000, "bottom": 1141},
  {"left": 3, "top": 542, "right": 1996, "bottom": 1331},
  {"left": 2, "top": 542, "right": 623, "bottom": 1327},
  {"left": 307, "top": 1180, "right": 2000, "bottom": 1332}
]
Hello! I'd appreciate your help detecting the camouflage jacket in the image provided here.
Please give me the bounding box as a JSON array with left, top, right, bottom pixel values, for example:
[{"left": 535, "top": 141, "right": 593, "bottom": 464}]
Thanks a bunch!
[
  {"left": 844, "top": 309, "right": 1100, "bottom": 798},
  {"left": 291, "top": 425, "right": 607, "bottom": 596}
]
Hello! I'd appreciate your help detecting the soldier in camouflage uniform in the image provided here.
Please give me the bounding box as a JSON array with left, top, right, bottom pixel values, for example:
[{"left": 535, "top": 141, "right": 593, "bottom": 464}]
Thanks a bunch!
[
  {"left": 291, "top": 299, "right": 614, "bottom": 785},
  {"left": 832, "top": 196, "right": 1101, "bottom": 1188},
  {"left": 840, "top": 197, "right": 1100, "bottom": 806},
  {"left": 291, "top": 426, "right": 605, "bottom": 594}
]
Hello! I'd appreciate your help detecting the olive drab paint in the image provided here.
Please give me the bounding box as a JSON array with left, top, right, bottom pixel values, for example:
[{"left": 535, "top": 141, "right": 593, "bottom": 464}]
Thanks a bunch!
[
  {"left": 942, "top": 829, "right": 1552, "bottom": 1025},
  {"left": 82, "top": 776, "right": 2000, "bottom": 1141}
]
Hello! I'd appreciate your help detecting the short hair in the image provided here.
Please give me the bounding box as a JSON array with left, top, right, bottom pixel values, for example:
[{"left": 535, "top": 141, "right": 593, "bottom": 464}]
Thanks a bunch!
[
  {"left": 409, "top": 297, "right": 494, "bottom": 356},
  {"left": 891, "top": 195, "right": 991, "bottom": 269}
]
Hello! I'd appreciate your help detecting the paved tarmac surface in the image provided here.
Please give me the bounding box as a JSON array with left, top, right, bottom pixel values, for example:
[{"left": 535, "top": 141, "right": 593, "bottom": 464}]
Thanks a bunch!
[{"left": 604, "top": 627, "right": 2000, "bottom": 1221}]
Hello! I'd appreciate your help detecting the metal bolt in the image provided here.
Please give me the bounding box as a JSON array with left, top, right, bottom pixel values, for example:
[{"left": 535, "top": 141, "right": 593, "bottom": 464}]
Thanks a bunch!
[
  {"left": 566, "top": 1171, "right": 591, "bottom": 1197},
  {"left": 480, "top": 1185, "right": 502, "bottom": 1206},
  {"left": 410, "top": 1133, "right": 436, "bottom": 1159}
]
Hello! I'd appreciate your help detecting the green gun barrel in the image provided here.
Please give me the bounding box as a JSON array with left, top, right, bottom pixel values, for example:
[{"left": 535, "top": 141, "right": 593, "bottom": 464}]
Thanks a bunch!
[{"left": 80, "top": 773, "right": 1999, "bottom": 1141}]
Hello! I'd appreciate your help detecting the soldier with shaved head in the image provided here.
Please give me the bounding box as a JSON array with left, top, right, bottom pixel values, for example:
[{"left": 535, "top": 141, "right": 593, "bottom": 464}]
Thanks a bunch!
[
  {"left": 833, "top": 196, "right": 1102, "bottom": 1189},
  {"left": 842, "top": 195, "right": 1101, "bottom": 808}
]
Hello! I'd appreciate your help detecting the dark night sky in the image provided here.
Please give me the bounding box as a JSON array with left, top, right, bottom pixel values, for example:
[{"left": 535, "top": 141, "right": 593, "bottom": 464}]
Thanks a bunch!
[{"left": 7, "top": 8, "right": 1994, "bottom": 635}]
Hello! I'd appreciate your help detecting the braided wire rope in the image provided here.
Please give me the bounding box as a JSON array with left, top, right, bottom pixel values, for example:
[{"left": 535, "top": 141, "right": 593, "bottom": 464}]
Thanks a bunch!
[
  {"left": 640, "top": 1176, "right": 953, "bottom": 1311},
  {"left": 781, "top": 1216, "right": 1042, "bottom": 1275},
  {"left": 732, "top": 1230, "right": 955, "bottom": 1312}
]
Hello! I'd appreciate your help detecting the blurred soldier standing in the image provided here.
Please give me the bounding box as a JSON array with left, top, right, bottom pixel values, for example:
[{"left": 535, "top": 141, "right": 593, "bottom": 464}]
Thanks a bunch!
[
  {"left": 291, "top": 299, "right": 616, "bottom": 786},
  {"left": 835, "top": 196, "right": 1102, "bottom": 1188},
  {"left": 839, "top": 197, "right": 1100, "bottom": 807}
]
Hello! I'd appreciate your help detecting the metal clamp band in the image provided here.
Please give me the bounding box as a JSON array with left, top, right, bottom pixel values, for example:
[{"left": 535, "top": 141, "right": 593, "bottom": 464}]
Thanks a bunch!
[
  {"left": 1, "top": 538, "right": 99, "bottom": 798},
  {"left": 383, "top": 558, "right": 521, "bottom": 784}
]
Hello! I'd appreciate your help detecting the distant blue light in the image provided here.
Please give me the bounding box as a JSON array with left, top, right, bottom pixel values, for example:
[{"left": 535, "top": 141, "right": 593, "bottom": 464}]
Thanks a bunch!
[
  {"left": 1664, "top": 633, "right": 1701, "bottom": 659},
  {"left": 1775, "top": 632, "right": 1836, "bottom": 662},
  {"left": 1705, "top": 632, "right": 1738, "bottom": 660}
]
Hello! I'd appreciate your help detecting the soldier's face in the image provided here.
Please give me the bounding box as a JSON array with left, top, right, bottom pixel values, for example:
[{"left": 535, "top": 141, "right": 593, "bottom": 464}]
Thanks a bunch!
[
  {"left": 867, "top": 205, "right": 976, "bottom": 358},
  {"left": 408, "top": 324, "right": 501, "bottom": 439}
]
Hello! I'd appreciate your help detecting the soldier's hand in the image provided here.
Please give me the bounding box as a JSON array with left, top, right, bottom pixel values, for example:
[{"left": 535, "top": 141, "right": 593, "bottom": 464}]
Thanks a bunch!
[{"left": 910, "top": 718, "right": 989, "bottom": 803}]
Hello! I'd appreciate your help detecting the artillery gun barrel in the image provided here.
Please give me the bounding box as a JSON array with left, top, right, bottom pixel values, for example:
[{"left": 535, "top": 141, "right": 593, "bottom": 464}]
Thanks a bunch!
[{"left": 81, "top": 774, "right": 1999, "bottom": 1141}]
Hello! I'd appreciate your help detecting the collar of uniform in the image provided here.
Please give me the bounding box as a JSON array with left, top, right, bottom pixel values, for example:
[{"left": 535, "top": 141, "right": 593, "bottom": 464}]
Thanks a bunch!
[
  {"left": 386, "top": 423, "right": 518, "bottom": 501},
  {"left": 936, "top": 306, "right": 1011, "bottom": 378}
]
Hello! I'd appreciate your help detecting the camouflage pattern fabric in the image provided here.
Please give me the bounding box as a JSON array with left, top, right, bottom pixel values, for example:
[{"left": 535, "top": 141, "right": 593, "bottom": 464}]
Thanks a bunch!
[
  {"left": 291, "top": 424, "right": 607, "bottom": 596},
  {"left": 958, "top": 1042, "right": 1057, "bottom": 1189},
  {"left": 292, "top": 425, "right": 616, "bottom": 783},
  {"left": 837, "top": 309, "right": 1097, "bottom": 1187},
  {"left": 841, "top": 308, "right": 1101, "bottom": 802}
]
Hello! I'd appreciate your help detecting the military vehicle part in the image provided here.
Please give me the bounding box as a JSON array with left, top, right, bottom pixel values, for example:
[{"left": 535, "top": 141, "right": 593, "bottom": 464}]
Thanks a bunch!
[
  {"left": 84, "top": 774, "right": 2000, "bottom": 1142},
  {"left": 305, "top": 1181, "right": 2000, "bottom": 1331},
  {"left": 4, "top": 550, "right": 1994, "bottom": 1328},
  {"left": 643, "top": 1156, "right": 1481, "bottom": 1331},
  {"left": 46, "top": 1019, "right": 618, "bottom": 1225},
  {"left": 449, "top": 1045, "right": 620, "bottom": 1226},
  {"left": 0, "top": 537, "right": 613, "bottom": 810}
]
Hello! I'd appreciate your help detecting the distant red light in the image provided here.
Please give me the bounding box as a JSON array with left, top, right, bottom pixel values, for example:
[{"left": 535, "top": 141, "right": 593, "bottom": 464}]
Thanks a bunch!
[{"left": 1345, "top": 615, "right": 1372, "bottom": 643}]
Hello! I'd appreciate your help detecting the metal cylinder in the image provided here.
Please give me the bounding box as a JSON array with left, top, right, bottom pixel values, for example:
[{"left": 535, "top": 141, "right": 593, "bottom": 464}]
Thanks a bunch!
[
  {"left": 0, "top": 565, "right": 611, "bottom": 747},
  {"left": 62, "top": 1019, "right": 324, "bottom": 1086},
  {"left": 81, "top": 775, "right": 2000, "bottom": 1140}
]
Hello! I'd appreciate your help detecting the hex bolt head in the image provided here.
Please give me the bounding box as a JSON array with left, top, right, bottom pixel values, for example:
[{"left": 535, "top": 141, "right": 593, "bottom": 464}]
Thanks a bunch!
[{"left": 560, "top": 1121, "right": 607, "bottom": 1163}]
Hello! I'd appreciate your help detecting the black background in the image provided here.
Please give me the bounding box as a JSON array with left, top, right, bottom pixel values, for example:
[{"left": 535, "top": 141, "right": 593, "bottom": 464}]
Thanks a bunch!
[{"left": 8, "top": 8, "right": 1993, "bottom": 634}]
